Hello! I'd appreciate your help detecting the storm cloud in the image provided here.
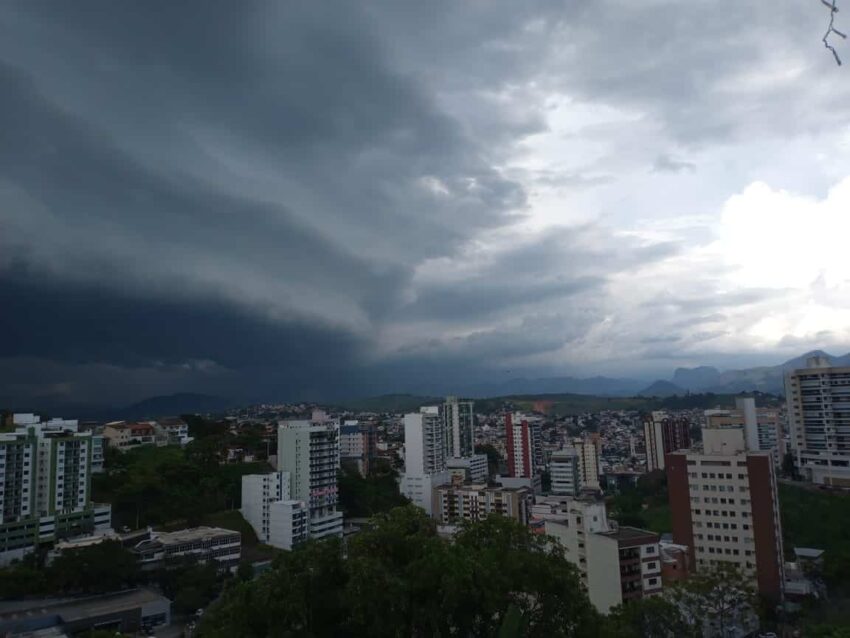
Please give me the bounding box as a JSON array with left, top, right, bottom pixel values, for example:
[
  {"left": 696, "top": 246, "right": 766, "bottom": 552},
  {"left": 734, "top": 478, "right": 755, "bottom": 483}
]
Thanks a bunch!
[{"left": 2, "top": 1, "right": 850, "bottom": 405}]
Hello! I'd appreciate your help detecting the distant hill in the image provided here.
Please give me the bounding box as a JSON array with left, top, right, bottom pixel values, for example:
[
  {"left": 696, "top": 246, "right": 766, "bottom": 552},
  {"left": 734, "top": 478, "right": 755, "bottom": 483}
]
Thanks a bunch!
[
  {"left": 638, "top": 380, "right": 686, "bottom": 397},
  {"left": 334, "top": 393, "right": 442, "bottom": 413},
  {"left": 671, "top": 350, "right": 850, "bottom": 394},
  {"left": 112, "top": 393, "right": 235, "bottom": 420}
]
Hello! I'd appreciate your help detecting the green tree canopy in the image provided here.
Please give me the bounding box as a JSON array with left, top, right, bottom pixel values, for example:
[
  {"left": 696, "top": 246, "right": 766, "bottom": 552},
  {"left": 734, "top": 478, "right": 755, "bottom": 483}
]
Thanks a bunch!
[{"left": 197, "top": 505, "right": 601, "bottom": 637}]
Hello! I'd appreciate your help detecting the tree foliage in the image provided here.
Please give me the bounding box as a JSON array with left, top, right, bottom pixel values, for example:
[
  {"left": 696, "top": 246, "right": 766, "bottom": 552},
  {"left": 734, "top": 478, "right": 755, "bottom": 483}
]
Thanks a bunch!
[
  {"left": 197, "top": 505, "right": 601, "bottom": 637},
  {"left": 337, "top": 458, "right": 409, "bottom": 518}
]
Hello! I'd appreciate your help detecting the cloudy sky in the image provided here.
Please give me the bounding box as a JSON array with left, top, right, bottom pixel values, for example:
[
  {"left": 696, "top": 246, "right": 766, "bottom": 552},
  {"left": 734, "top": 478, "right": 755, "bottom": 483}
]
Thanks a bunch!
[{"left": 2, "top": 1, "right": 850, "bottom": 405}]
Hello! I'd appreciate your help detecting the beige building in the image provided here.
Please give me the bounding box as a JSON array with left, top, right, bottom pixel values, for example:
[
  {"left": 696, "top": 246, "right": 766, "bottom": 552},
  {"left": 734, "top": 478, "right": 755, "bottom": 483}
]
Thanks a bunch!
[
  {"left": 102, "top": 421, "right": 159, "bottom": 450},
  {"left": 572, "top": 434, "right": 601, "bottom": 491},
  {"left": 433, "top": 483, "right": 532, "bottom": 526},
  {"left": 544, "top": 497, "right": 661, "bottom": 613},
  {"left": 786, "top": 356, "right": 850, "bottom": 485}
]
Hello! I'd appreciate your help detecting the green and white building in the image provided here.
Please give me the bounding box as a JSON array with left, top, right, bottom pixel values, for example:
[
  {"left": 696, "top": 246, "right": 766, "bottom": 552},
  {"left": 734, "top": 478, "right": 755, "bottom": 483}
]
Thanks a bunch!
[{"left": 1, "top": 414, "right": 111, "bottom": 565}]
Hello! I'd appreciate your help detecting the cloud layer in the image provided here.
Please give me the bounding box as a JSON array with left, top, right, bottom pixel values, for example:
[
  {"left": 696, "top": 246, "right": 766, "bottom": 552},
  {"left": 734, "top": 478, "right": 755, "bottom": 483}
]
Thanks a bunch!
[{"left": 2, "top": 1, "right": 850, "bottom": 405}]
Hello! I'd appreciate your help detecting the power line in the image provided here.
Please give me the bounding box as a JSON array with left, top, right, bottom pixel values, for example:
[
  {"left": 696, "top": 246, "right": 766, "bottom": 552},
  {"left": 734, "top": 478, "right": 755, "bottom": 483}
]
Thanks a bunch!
[{"left": 821, "top": 0, "right": 847, "bottom": 65}]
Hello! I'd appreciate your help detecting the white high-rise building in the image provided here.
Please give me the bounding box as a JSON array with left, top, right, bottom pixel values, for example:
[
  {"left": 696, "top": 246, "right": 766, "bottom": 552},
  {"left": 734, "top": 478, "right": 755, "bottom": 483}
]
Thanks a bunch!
[
  {"left": 241, "top": 471, "right": 291, "bottom": 543},
  {"left": 1, "top": 415, "right": 111, "bottom": 565},
  {"left": 400, "top": 407, "right": 449, "bottom": 515},
  {"left": 278, "top": 418, "right": 343, "bottom": 540},
  {"left": 705, "top": 398, "right": 784, "bottom": 466},
  {"left": 443, "top": 396, "right": 475, "bottom": 459},
  {"left": 643, "top": 411, "right": 691, "bottom": 472},
  {"left": 573, "top": 434, "right": 602, "bottom": 491},
  {"left": 785, "top": 356, "right": 850, "bottom": 485},
  {"left": 550, "top": 448, "right": 581, "bottom": 496},
  {"left": 269, "top": 500, "right": 309, "bottom": 550}
]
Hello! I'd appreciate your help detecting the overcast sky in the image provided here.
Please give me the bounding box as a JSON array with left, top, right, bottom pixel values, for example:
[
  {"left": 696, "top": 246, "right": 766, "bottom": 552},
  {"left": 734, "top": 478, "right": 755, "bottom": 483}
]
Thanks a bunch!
[{"left": 2, "top": 1, "right": 850, "bottom": 405}]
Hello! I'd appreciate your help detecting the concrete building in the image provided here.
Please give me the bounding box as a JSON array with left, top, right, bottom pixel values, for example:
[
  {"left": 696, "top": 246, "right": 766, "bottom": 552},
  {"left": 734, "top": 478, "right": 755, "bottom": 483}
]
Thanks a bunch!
[
  {"left": 131, "top": 526, "right": 242, "bottom": 570},
  {"left": 241, "top": 471, "right": 291, "bottom": 543},
  {"left": 400, "top": 407, "right": 450, "bottom": 515},
  {"left": 786, "top": 356, "right": 850, "bottom": 485},
  {"left": 1, "top": 415, "right": 111, "bottom": 565},
  {"left": 573, "top": 434, "right": 602, "bottom": 491},
  {"left": 269, "top": 500, "right": 309, "bottom": 550},
  {"left": 443, "top": 396, "right": 475, "bottom": 458},
  {"left": 102, "top": 421, "right": 158, "bottom": 450},
  {"left": 660, "top": 540, "right": 691, "bottom": 585},
  {"left": 446, "top": 454, "right": 489, "bottom": 484},
  {"left": 643, "top": 411, "right": 691, "bottom": 472},
  {"left": 705, "top": 398, "right": 784, "bottom": 466},
  {"left": 433, "top": 483, "right": 532, "bottom": 526},
  {"left": 0, "top": 588, "right": 171, "bottom": 636},
  {"left": 544, "top": 497, "right": 661, "bottom": 613},
  {"left": 278, "top": 418, "right": 344, "bottom": 540},
  {"left": 339, "top": 420, "right": 378, "bottom": 475},
  {"left": 667, "top": 423, "right": 785, "bottom": 602},
  {"left": 550, "top": 447, "right": 581, "bottom": 496},
  {"left": 506, "top": 412, "right": 541, "bottom": 479},
  {"left": 156, "top": 416, "right": 193, "bottom": 446}
]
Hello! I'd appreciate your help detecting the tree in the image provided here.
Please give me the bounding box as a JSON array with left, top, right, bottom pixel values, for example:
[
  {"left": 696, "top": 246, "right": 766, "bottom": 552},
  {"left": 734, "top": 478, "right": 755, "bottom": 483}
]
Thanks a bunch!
[
  {"left": 670, "top": 563, "right": 757, "bottom": 637},
  {"left": 782, "top": 452, "right": 799, "bottom": 480},
  {"left": 197, "top": 505, "right": 600, "bottom": 637},
  {"left": 475, "top": 443, "right": 502, "bottom": 477},
  {"left": 605, "top": 596, "right": 697, "bottom": 638},
  {"left": 48, "top": 540, "right": 140, "bottom": 594}
]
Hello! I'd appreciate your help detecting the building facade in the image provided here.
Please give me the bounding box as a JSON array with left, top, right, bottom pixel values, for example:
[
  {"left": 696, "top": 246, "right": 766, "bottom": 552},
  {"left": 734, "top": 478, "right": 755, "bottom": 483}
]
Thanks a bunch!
[
  {"left": 573, "top": 434, "right": 602, "bottom": 491},
  {"left": 667, "top": 424, "right": 785, "bottom": 601},
  {"left": 339, "top": 420, "right": 378, "bottom": 476},
  {"left": 278, "top": 418, "right": 344, "bottom": 540},
  {"left": 550, "top": 448, "right": 581, "bottom": 496},
  {"left": 786, "top": 356, "right": 850, "bottom": 485},
  {"left": 132, "top": 526, "right": 241, "bottom": 570},
  {"left": 506, "top": 412, "right": 541, "bottom": 479},
  {"left": 102, "top": 421, "right": 158, "bottom": 450},
  {"left": 241, "top": 471, "right": 291, "bottom": 543},
  {"left": 401, "top": 407, "right": 450, "bottom": 515},
  {"left": 446, "top": 454, "right": 489, "bottom": 484},
  {"left": 443, "top": 396, "right": 475, "bottom": 459},
  {"left": 544, "top": 497, "right": 661, "bottom": 613},
  {"left": 705, "top": 398, "right": 784, "bottom": 466},
  {"left": 433, "top": 483, "right": 532, "bottom": 526},
  {"left": 643, "top": 411, "right": 691, "bottom": 472},
  {"left": 1, "top": 415, "right": 111, "bottom": 565}
]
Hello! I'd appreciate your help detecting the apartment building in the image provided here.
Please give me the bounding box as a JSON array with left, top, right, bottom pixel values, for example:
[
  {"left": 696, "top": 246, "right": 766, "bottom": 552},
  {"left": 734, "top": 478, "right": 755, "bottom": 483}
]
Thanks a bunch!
[
  {"left": 157, "top": 417, "right": 193, "bottom": 446},
  {"left": 102, "top": 421, "right": 158, "bottom": 451},
  {"left": 544, "top": 497, "right": 661, "bottom": 613},
  {"left": 446, "top": 454, "right": 489, "bottom": 484},
  {"left": 573, "top": 434, "right": 602, "bottom": 491},
  {"left": 786, "top": 355, "right": 850, "bottom": 485},
  {"left": 443, "top": 396, "right": 475, "bottom": 458},
  {"left": 550, "top": 447, "right": 581, "bottom": 496},
  {"left": 505, "top": 412, "right": 542, "bottom": 479},
  {"left": 705, "top": 398, "right": 784, "bottom": 466},
  {"left": 400, "top": 407, "right": 450, "bottom": 515},
  {"left": 241, "top": 471, "right": 291, "bottom": 542},
  {"left": 667, "top": 424, "right": 784, "bottom": 601},
  {"left": 1, "top": 415, "right": 111, "bottom": 565},
  {"left": 643, "top": 411, "right": 691, "bottom": 472},
  {"left": 339, "top": 420, "right": 377, "bottom": 476},
  {"left": 433, "top": 483, "right": 532, "bottom": 526},
  {"left": 278, "top": 417, "right": 343, "bottom": 540}
]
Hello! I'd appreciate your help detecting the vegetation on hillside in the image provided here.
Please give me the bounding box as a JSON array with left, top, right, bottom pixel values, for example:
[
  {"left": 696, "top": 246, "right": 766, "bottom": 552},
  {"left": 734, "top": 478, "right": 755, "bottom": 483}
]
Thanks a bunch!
[
  {"left": 92, "top": 440, "right": 271, "bottom": 530},
  {"left": 607, "top": 470, "right": 671, "bottom": 534}
]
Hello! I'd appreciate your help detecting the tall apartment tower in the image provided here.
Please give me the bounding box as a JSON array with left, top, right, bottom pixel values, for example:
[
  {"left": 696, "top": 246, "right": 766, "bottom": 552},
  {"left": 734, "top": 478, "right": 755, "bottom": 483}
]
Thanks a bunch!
[
  {"left": 573, "top": 434, "right": 602, "bottom": 491},
  {"left": 1, "top": 415, "right": 111, "bottom": 565},
  {"left": 278, "top": 418, "right": 343, "bottom": 540},
  {"left": 643, "top": 411, "right": 691, "bottom": 472},
  {"left": 241, "top": 471, "right": 310, "bottom": 551},
  {"left": 400, "top": 407, "right": 450, "bottom": 515},
  {"left": 443, "top": 396, "right": 475, "bottom": 458},
  {"left": 550, "top": 448, "right": 582, "bottom": 496},
  {"left": 666, "top": 424, "right": 784, "bottom": 602},
  {"left": 339, "top": 420, "right": 378, "bottom": 476},
  {"left": 786, "top": 355, "right": 850, "bottom": 485},
  {"left": 506, "top": 412, "right": 542, "bottom": 479},
  {"left": 705, "top": 398, "right": 784, "bottom": 466}
]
